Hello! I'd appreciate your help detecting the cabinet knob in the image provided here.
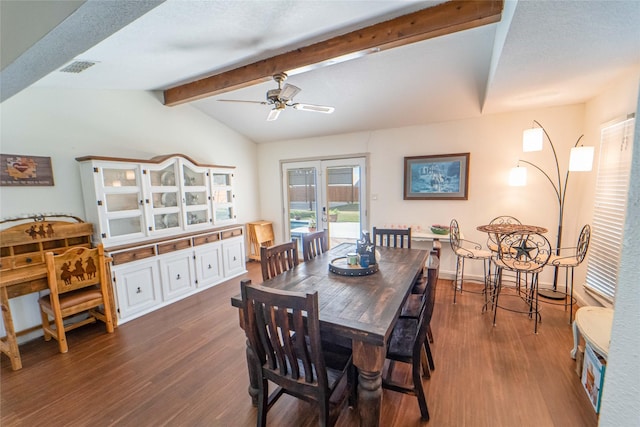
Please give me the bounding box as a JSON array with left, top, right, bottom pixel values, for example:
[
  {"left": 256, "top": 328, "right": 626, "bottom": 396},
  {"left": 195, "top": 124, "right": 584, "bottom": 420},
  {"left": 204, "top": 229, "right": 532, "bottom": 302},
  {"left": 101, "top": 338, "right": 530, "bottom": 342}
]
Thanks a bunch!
[
  {"left": 176, "top": 273, "right": 181, "bottom": 280},
  {"left": 136, "top": 287, "right": 142, "bottom": 294},
  {"left": 207, "top": 264, "right": 212, "bottom": 269}
]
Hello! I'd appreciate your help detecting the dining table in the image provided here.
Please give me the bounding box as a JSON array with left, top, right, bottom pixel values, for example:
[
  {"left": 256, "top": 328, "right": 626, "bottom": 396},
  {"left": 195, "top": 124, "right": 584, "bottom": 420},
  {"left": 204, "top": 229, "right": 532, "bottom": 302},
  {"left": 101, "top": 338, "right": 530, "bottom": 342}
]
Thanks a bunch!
[{"left": 230, "top": 242, "right": 430, "bottom": 427}]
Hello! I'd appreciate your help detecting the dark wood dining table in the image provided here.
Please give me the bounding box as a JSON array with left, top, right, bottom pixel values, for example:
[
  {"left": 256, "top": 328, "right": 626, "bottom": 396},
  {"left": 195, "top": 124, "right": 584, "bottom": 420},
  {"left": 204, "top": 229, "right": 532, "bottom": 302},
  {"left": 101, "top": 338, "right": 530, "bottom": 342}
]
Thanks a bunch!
[{"left": 230, "top": 243, "right": 429, "bottom": 427}]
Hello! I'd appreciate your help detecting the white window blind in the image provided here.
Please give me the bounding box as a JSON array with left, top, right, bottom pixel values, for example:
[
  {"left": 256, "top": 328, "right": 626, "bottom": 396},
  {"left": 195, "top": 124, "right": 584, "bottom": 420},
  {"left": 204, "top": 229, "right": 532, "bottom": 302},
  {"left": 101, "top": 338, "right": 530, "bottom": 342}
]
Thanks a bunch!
[{"left": 585, "top": 116, "right": 635, "bottom": 302}]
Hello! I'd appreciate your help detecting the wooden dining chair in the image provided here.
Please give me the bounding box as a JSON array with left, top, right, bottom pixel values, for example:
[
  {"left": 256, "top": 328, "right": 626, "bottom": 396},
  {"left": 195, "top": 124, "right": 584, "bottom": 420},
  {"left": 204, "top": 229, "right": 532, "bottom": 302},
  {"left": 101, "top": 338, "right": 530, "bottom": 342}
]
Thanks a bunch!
[
  {"left": 302, "top": 229, "right": 329, "bottom": 261},
  {"left": 449, "top": 219, "right": 492, "bottom": 304},
  {"left": 240, "top": 279, "right": 354, "bottom": 427},
  {"left": 372, "top": 227, "right": 412, "bottom": 248},
  {"left": 38, "top": 244, "right": 114, "bottom": 353},
  {"left": 260, "top": 240, "right": 299, "bottom": 281},
  {"left": 382, "top": 263, "right": 437, "bottom": 421}
]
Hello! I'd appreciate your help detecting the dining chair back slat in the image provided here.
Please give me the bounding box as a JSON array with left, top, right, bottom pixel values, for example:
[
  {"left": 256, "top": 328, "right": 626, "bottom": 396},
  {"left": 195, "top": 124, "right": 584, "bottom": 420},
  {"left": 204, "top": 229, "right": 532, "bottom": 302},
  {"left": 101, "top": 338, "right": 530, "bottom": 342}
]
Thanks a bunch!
[
  {"left": 260, "top": 241, "right": 299, "bottom": 281},
  {"left": 240, "top": 279, "right": 353, "bottom": 427},
  {"left": 372, "top": 227, "right": 411, "bottom": 249},
  {"left": 302, "top": 229, "right": 329, "bottom": 261}
]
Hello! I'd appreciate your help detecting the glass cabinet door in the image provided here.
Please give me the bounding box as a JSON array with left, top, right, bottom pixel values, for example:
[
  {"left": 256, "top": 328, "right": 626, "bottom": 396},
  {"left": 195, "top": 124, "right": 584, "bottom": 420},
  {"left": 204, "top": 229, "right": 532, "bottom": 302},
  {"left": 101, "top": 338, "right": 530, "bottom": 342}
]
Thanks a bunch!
[
  {"left": 146, "top": 162, "right": 182, "bottom": 233},
  {"left": 211, "top": 169, "right": 236, "bottom": 225},
  {"left": 181, "top": 162, "right": 211, "bottom": 228},
  {"left": 98, "top": 165, "right": 146, "bottom": 241}
]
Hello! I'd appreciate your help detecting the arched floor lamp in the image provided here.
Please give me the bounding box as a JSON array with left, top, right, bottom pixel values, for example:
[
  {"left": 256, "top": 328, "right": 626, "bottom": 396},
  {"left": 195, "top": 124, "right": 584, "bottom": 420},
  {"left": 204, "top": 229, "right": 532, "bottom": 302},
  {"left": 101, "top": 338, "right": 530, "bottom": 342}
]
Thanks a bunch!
[{"left": 509, "top": 120, "right": 594, "bottom": 299}]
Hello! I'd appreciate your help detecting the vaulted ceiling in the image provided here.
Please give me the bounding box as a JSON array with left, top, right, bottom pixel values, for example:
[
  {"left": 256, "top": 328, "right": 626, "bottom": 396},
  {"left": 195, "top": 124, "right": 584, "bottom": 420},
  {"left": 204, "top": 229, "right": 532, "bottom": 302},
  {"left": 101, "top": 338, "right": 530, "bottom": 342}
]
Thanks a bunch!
[{"left": 2, "top": 0, "right": 639, "bottom": 143}]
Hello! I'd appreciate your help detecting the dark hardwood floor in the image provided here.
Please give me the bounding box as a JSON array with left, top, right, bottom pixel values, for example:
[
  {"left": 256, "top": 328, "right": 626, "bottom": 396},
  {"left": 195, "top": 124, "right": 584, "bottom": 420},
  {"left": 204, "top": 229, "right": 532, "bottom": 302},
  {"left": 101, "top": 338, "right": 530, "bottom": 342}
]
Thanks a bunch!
[{"left": 1, "top": 262, "right": 597, "bottom": 426}]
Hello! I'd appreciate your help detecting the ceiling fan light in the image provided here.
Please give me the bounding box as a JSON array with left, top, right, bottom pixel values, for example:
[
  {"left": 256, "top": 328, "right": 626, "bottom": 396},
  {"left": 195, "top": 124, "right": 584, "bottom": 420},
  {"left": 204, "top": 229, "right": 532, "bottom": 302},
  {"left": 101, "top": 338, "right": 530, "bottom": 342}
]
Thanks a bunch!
[
  {"left": 523, "top": 127, "right": 544, "bottom": 152},
  {"left": 293, "top": 103, "right": 335, "bottom": 114},
  {"left": 267, "top": 109, "right": 281, "bottom": 121}
]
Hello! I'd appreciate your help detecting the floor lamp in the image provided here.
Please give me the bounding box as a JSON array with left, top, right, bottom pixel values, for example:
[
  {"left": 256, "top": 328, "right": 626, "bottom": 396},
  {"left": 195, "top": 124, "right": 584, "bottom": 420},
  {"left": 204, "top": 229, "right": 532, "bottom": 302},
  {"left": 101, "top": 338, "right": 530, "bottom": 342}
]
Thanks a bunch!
[{"left": 509, "top": 120, "right": 594, "bottom": 299}]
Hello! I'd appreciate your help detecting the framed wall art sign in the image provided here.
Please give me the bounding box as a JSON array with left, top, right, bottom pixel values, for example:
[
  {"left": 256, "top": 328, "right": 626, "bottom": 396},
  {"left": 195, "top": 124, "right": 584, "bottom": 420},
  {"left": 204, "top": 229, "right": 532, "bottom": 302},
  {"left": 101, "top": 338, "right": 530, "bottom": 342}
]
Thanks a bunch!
[
  {"left": 404, "top": 153, "right": 469, "bottom": 200},
  {"left": 0, "top": 154, "right": 54, "bottom": 186}
]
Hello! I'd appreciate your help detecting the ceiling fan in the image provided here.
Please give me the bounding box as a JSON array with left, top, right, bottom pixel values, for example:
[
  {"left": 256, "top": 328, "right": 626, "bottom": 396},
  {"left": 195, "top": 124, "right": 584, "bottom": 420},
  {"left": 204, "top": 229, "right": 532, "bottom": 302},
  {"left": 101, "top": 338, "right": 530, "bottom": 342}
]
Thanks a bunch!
[{"left": 218, "top": 73, "right": 335, "bottom": 121}]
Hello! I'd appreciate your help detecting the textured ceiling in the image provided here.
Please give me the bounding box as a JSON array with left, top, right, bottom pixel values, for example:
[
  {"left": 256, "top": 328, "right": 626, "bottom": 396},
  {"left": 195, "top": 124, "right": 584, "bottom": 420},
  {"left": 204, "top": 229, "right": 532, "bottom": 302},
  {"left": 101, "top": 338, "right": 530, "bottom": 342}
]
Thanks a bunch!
[{"left": 3, "top": 0, "right": 640, "bottom": 143}]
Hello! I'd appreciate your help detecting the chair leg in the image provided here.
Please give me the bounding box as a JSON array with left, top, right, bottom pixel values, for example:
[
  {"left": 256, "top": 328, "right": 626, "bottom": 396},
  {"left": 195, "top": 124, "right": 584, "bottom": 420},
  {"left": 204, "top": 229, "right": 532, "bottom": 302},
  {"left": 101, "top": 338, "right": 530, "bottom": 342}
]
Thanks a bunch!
[
  {"left": 420, "top": 347, "right": 430, "bottom": 379},
  {"left": 569, "top": 267, "right": 575, "bottom": 324},
  {"left": 427, "top": 325, "right": 434, "bottom": 344},
  {"left": 39, "top": 309, "right": 51, "bottom": 341},
  {"left": 424, "top": 339, "right": 435, "bottom": 371},
  {"left": 257, "top": 378, "right": 268, "bottom": 427},
  {"left": 492, "top": 267, "right": 502, "bottom": 326},
  {"left": 412, "top": 357, "right": 430, "bottom": 421},
  {"left": 53, "top": 314, "right": 68, "bottom": 353},
  {"left": 453, "top": 256, "right": 465, "bottom": 304}
]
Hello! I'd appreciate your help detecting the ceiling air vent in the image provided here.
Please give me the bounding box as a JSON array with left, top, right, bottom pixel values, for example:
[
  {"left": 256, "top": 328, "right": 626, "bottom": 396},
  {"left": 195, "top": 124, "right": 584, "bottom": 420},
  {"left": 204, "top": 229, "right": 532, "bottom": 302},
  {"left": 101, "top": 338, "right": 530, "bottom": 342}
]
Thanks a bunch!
[{"left": 59, "top": 61, "right": 96, "bottom": 73}]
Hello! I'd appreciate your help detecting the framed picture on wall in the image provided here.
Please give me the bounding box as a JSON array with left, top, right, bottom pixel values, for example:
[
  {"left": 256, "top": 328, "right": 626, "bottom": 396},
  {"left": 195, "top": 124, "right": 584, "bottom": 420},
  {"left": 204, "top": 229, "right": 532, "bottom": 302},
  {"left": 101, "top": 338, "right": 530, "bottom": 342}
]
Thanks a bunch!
[
  {"left": 403, "top": 153, "right": 469, "bottom": 200},
  {"left": 0, "top": 154, "right": 54, "bottom": 186}
]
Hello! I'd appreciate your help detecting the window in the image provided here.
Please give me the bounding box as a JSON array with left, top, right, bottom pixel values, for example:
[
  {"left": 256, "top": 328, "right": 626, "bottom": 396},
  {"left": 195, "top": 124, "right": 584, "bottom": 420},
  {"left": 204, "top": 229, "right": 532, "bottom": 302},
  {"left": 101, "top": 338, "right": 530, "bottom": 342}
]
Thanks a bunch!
[{"left": 585, "top": 116, "right": 635, "bottom": 302}]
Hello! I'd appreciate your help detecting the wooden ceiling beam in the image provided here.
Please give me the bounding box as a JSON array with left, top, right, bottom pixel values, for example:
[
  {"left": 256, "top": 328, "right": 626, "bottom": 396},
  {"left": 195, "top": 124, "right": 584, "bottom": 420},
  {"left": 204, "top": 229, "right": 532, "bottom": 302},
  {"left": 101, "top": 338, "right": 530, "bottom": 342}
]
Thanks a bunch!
[{"left": 163, "top": 0, "right": 503, "bottom": 106}]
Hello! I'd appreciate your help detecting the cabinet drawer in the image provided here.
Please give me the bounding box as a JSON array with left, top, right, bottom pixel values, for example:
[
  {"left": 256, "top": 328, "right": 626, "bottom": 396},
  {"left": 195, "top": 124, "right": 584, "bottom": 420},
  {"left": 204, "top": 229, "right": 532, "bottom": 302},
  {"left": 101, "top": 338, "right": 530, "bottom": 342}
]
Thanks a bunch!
[
  {"left": 111, "top": 246, "right": 156, "bottom": 265},
  {"left": 157, "top": 238, "right": 192, "bottom": 254},
  {"left": 221, "top": 228, "right": 243, "bottom": 239},
  {"left": 193, "top": 232, "right": 220, "bottom": 246}
]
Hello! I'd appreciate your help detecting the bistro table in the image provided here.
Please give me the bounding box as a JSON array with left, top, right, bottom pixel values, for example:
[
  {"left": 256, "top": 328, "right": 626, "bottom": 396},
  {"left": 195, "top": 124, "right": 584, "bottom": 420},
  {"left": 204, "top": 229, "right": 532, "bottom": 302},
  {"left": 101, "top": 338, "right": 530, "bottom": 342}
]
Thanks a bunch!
[
  {"left": 476, "top": 223, "right": 548, "bottom": 243},
  {"left": 231, "top": 243, "right": 429, "bottom": 427}
]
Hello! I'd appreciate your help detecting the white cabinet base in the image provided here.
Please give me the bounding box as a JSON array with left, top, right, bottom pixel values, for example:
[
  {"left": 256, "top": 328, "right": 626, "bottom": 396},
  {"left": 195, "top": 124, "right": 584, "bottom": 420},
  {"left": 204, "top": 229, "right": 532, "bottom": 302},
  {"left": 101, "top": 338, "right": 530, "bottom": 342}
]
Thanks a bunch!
[{"left": 109, "top": 226, "right": 245, "bottom": 324}]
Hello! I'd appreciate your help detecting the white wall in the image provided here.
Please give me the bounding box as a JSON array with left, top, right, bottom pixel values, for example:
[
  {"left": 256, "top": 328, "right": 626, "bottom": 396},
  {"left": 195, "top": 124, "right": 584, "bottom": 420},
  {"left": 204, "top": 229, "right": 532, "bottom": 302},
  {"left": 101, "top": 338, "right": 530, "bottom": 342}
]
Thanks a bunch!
[
  {"left": 0, "top": 86, "right": 260, "bottom": 335},
  {"left": 257, "top": 105, "right": 587, "bottom": 282},
  {"left": 589, "top": 74, "right": 640, "bottom": 426}
]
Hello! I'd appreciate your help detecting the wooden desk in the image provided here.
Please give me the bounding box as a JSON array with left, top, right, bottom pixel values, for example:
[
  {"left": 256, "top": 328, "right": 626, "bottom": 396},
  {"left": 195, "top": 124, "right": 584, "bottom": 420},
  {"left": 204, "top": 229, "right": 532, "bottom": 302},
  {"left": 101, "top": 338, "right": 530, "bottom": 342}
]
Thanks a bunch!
[
  {"left": 571, "top": 306, "right": 613, "bottom": 360},
  {"left": 0, "top": 219, "right": 93, "bottom": 370},
  {"left": 231, "top": 243, "right": 429, "bottom": 427}
]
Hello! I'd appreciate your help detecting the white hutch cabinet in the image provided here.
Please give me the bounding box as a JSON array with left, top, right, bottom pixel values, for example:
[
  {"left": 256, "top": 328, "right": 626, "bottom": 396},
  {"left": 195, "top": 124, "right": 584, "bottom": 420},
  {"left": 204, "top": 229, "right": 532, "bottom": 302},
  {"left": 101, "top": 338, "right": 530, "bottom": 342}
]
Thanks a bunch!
[{"left": 76, "top": 154, "right": 245, "bottom": 323}]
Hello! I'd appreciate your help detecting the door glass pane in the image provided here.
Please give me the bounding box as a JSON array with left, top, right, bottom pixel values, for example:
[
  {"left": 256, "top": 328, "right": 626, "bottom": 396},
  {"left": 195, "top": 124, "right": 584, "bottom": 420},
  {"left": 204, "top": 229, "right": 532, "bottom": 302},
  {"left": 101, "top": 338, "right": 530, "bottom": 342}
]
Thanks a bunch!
[
  {"left": 103, "top": 168, "right": 137, "bottom": 187},
  {"left": 105, "top": 193, "right": 139, "bottom": 212},
  {"left": 155, "top": 213, "right": 180, "bottom": 230},
  {"left": 286, "top": 167, "right": 317, "bottom": 246},
  {"left": 183, "top": 165, "right": 205, "bottom": 186},
  {"left": 212, "top": 173, "right": 230, "bottom": 186},
  {"left": 215, "top": 206, "right": 233, "bottom": 222},
  {"left": 188, "top": 209, "right": 209, "bottom": 225},
  {"left": 212, "top": 188, "right": 232, "bottom": 204},
  {"left": 150, "top": 165, "right": 176, "bottom": 187},
  {"left": 326, "top": 165, "right": 362, "bottom": 246},
  {"left": 185, "top": 191, "right": 207, "bottom": 206},
  {"left": 152, "top": 192, "right": 178, "bottom": 208},
  {"left": 108, "top": 217, "right": 142, "bottom": 237}
]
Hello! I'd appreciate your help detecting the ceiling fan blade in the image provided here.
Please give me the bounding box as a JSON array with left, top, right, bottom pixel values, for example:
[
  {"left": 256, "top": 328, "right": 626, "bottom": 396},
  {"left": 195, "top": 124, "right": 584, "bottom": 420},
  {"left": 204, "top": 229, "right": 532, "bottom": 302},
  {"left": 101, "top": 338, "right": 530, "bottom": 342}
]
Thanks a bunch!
[
  {"left": 279, "top": 84, "right": 301, "bottom": 101},
  {"left": 267, "top": 108, "right": 281, "bottom": 121},
  {"left": 292, "top": 103, "right": 335, "bottom": 114},
  {"left": 218, "top": 99, "right": 268, "bottom": 105}
]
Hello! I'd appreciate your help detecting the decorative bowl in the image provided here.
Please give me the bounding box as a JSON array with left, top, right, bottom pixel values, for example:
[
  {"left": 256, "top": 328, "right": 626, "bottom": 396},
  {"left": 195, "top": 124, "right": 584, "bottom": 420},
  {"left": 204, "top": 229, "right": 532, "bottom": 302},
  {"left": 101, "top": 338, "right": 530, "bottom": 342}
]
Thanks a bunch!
[{"left": 430, "top": 225, "right": 450, "bottom": 235}]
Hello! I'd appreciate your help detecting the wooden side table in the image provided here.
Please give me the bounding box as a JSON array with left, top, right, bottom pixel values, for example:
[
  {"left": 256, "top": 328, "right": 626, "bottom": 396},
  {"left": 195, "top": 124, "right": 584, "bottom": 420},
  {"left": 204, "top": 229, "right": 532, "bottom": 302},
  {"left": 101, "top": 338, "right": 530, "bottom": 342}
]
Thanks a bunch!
[
  {"left": 571, "top": 306, "right": 614, "bottom": 359},
  {"left": 247, "top": 221, "right": 274, "bottom": 261}
]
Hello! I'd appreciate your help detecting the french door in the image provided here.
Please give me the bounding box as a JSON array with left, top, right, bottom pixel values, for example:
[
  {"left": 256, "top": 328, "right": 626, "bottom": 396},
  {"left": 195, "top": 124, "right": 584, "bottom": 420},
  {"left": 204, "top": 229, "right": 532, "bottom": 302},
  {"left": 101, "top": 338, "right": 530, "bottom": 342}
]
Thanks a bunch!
[{"left": 281, "top": 157, "right": 366, "bottom": 248}]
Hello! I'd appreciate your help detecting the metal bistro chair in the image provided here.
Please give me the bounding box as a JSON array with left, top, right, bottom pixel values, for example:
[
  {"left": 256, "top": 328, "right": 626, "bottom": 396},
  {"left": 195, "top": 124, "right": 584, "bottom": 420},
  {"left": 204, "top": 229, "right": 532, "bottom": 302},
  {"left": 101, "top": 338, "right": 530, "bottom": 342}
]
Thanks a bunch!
[
  {"left": 240, "top": 279, "right": 354, "bottom": 427},
  {"left": 491, "top": 231, "right": 552, "bottom": 333},
  {"left": 486, "top": 216, "right": 522, "bottom": 253},
  {"left": 546, "top": 224, "right": 591, "bottom": 323},
  {"left": 449, "top": 219, "right": 492, "bottom": 304},
  {"left": 302, "top": 229, "right": 329, "bottom": 261}
]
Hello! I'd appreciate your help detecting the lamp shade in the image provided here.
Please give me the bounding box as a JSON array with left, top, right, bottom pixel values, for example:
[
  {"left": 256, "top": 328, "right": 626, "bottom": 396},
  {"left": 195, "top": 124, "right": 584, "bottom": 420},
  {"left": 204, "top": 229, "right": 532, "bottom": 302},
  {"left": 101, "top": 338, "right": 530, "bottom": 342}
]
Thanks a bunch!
[
  {"left": 523, "top": 127, "right": 544, "bottom": 152},
  {"left": 569, "top": 146, "right": 594, "bottom": 171},
  {"left": 509, "top": 166, "right": 527, "bottom": 186}
]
